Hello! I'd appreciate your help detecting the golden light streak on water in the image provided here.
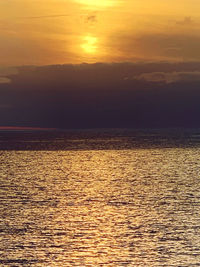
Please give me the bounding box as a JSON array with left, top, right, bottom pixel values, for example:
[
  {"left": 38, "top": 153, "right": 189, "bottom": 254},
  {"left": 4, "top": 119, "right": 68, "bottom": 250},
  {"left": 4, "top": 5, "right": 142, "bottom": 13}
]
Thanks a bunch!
[{"left": 0, "top": 144, "right": 200, "bottom": 265}]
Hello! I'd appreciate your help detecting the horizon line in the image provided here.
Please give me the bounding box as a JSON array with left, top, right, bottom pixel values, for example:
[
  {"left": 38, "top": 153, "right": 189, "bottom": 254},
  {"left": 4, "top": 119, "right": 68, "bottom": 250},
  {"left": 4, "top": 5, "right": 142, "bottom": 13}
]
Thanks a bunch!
[{"left": 0, "top": 126, "right": 58, "bottom": 131}]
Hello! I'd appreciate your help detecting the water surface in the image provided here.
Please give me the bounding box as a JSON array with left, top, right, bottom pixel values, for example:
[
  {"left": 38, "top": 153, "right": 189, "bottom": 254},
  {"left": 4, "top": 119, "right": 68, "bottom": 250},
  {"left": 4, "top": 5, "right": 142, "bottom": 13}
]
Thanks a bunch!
[{"left": 0, "top": 132, "right": 200, "bottom": 266}]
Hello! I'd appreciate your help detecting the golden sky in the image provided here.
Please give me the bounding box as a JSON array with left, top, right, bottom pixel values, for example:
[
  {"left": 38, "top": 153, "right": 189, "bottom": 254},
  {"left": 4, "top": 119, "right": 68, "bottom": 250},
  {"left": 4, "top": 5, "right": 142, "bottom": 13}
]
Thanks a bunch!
[{"left": 0, "top": 0, "right": 199, "bottom": 65}]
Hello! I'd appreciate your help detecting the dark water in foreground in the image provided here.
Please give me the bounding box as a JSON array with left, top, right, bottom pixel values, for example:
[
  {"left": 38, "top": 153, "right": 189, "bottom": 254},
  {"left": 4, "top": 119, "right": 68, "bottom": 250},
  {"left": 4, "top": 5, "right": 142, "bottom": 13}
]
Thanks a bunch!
[{"left": 0, "top": 130, "right": 200, "bottom": 266}]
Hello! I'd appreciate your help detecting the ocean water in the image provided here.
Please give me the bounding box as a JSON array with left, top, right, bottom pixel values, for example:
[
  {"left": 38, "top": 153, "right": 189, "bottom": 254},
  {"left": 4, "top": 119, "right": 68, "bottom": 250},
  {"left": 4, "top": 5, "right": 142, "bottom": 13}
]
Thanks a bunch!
[{"left": 0, "top": 131, "right": 200, "bottom": 266}]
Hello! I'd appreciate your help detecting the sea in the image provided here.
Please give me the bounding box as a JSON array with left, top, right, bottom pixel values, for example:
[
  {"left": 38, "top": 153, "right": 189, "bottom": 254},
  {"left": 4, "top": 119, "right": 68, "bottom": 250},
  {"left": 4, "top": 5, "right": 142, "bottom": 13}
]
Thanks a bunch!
[{"left": 0, "top": 129, "right": 200, "bottom": 266}]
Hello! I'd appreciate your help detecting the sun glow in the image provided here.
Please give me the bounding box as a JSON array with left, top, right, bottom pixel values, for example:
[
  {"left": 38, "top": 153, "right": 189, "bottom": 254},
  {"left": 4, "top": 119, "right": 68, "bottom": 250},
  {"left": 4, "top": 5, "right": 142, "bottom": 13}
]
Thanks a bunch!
[
  {"left": 75, "top": 0, "right": 116, "bottom": 8},
  {"left": 81, "top": 36, "right": 98, "bottom": 54}
]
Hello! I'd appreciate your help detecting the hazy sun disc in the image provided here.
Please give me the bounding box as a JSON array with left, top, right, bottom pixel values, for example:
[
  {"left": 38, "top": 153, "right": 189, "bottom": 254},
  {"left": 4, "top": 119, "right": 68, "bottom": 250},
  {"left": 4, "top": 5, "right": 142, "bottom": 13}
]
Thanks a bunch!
[
  {"left": 75, "top": 0, "right": 116, "bottom": 8},
  {"left": 81, "top": 36, "right": 98, "bottom": 54}
]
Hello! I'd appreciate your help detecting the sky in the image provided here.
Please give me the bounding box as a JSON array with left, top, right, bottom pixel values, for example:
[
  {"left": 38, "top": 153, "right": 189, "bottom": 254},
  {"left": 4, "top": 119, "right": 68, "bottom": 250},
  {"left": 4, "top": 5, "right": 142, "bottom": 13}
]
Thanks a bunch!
[
  {"left": 1, "top": 0, "right": 200, "bottom": 129},
  {"left": 0, "top": 0, "right": 200, "bottom": 65}
]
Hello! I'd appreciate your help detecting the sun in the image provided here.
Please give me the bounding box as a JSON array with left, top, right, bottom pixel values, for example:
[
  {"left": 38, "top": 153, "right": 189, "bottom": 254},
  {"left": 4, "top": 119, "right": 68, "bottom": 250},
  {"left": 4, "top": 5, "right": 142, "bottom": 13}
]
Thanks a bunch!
[
  {"left": 81, "top": 36, "right": 98, "bottom": 54},
  {"left": 75, "top": 0, "right": 115, "bottom": 8}
]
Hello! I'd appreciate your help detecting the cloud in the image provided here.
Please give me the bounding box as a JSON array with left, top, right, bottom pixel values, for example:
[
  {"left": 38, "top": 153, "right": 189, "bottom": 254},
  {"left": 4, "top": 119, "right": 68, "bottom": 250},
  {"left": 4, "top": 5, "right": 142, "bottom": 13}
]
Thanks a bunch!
[
  {"left": 133, "top": 71, "right": 200, "bottom": 84},
  {"left": 22, "top": 14, "right": 69, "bottom": 19},
  {"left": 2, "top": 62, "right": 200, "bottom": 129},
  {"left": 0, "top": 67, "right": 18, "bottom": 76},
  {"left": 86, "top": 15, "right": 97, "bottom": 23},
  {"left": 0, "top": 67, "right": 18, "bottom": 84},
  {"left": 176, "top": 17, "right": 193, "bottom": 26},
  {"left": 112, "top": 32, "right": 200, "bottom": 61},
  {"left": 137, "top": 33, "right": 200, "bottom": 61},
  {"left": 0, "top": 77, "right": 11, "bottom": 84}
]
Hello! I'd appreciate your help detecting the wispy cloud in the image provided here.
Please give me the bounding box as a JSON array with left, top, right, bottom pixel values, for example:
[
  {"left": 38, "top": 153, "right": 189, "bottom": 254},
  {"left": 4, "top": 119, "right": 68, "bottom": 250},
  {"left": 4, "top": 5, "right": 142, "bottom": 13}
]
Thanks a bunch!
[
  {"left": 0, "top": 77, "right": 11, "bottom": 84},
  {"left": 0, "top": 67, "right": 18, "bottom": 76},
  {"left": 133, "top": 71, "right": 200, "bottom": 83},
  {"left": 176, "top": 16, "right": 193, "bottom": 26},
  {"left": 85, "top": 15, "right": 97, "bottom": 23},
  {"left": 22, "top": 14, "right": 69, "bottom": 20}
]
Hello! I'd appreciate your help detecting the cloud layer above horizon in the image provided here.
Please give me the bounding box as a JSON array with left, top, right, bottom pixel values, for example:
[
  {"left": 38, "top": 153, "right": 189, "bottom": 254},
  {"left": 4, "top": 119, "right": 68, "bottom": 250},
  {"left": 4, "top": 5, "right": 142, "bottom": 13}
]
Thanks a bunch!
[{"left": 1, "top": 62, "right": 200, "bottom": 129}]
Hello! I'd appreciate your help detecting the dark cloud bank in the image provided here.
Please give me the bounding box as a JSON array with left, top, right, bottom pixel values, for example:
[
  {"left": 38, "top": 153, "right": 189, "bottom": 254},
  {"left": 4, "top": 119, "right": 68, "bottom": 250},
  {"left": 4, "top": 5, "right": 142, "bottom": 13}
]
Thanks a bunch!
[{"left": 1, "top": 62, "right": 200, "bottom": 129}]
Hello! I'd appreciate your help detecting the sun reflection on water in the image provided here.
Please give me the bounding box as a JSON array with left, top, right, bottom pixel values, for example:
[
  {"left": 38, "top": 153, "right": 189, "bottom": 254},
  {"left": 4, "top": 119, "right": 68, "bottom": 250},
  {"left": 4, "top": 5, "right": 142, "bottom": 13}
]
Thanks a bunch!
[{"left": 1, "top": 147, "right": 200, "bottom": 265}]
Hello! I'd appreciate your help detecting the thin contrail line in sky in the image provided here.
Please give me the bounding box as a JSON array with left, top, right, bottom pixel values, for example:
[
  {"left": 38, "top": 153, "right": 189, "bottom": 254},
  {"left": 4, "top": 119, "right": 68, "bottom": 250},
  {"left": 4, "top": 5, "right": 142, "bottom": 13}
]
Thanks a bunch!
[{"left": 21, "top": 14, "right": 70, "bottom": 19}]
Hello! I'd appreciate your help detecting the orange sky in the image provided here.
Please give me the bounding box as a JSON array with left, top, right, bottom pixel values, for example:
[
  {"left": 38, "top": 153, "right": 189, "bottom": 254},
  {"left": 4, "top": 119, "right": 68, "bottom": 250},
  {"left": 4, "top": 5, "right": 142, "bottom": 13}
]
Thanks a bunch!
[{"left": 0, "top": 0, "right": 199, "bottom": 65}]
